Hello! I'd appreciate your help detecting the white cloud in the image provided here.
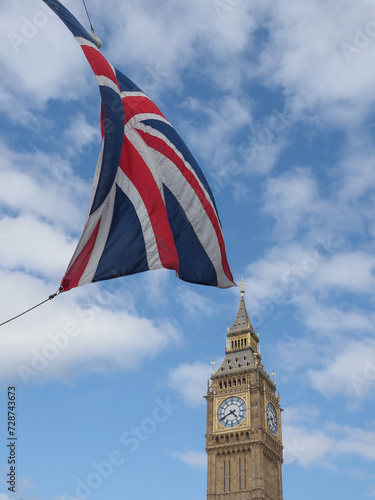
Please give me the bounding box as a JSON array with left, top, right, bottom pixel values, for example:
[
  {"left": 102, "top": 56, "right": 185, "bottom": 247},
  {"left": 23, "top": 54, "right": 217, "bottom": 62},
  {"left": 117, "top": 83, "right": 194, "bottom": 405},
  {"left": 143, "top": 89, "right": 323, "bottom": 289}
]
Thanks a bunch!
[
  {"left": 170, "top": 450, "right": 207, "bottom": 469},
  {"left": 0, "top": 272, "right": 181, "bottom": 385},
  {"left": 283, "top": 424, "right": 333, "bottom": 468},
  {"left": 328, "top": 423, "right": 375, "bottom": 461},
  {"left": 283, "top": 409, "right": 375, "bottom": 467},
  {"left": 256, "top": 0, "right": 375, "bottom": 124},
  {"left": 63, "top": 113, "right": 102, "bottom": 154},
  {"left": 0, "top": 214, "right": 77, "bottom": 280},
  {"left": 167, "top": 361, "right": 211, "bottom": 406},
  {"left": 310, "top": 252, "right": 375, "bottom": 293},
  {"left": 0, "top": 141, "right": 89, "bottom": 232},
  {"left": 0, "top": 1, "right": 90, "bottom": 113},
  {"left": 176, "top": 288, "right": 215, "bottom": 320},
  {"left": 308, "top": 340, "right": 375, "bottom": 402},
  {"left": 263, "top": 167, "right": 320, "bottom": 240},
  {"left": 101, "top": 0, "right": 262, "bottom": 79}
]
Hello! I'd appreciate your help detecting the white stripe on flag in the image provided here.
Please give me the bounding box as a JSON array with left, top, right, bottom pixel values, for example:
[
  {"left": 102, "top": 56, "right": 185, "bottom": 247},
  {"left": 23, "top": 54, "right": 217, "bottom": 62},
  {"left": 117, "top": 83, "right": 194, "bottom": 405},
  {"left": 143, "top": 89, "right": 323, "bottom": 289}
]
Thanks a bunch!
[
  {"left": 141, "top": 147, "right": 232, "bottom": 288},
  {"left": 125, "top": 112, "right": 171, "bottom": 133},
  {"left": 126, "top": 128, "right": 165, "bottom": 203},
  {"left": 134, "top": 121, "right": 220, "bottom": 221},
  {"left": 76, "top": 36, "right": 100, "bottom": 51},
  {"left": 96, "top": 75, "right": 121, "bottom": 95},
  {"left": 78, "top": 183, "right": 117, "bottom": 286},
  {"left": 120, "top": 91, "right": 152, "bottom": 100},
  {"left": 116, "top": 169, "right": 163, "bottom": 271}
]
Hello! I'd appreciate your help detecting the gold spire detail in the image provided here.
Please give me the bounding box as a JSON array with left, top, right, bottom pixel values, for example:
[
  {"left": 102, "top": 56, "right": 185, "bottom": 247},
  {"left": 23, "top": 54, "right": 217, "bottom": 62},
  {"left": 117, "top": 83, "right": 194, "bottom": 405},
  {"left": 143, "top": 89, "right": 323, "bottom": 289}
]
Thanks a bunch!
[{"left": 240, "top": 277, "right": 246, "bottom": 294}]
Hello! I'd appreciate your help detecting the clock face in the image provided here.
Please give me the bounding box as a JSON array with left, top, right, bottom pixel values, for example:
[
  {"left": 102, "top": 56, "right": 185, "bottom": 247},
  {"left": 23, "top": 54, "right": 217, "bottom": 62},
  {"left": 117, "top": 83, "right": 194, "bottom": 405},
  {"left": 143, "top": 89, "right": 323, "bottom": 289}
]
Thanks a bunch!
[
  {"left": 266, "top": 402, "right": 278, "bottom": 435},
  {"left": 217, "top": 396, "right": 246, "bottom": 428}
]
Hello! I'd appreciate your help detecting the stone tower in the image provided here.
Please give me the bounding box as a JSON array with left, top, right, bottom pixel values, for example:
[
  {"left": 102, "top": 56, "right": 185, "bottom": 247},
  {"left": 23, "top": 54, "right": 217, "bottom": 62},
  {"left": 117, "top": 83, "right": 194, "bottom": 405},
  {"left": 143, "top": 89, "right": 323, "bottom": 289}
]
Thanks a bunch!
[{"left": 205, "top": 282, "right": 283, "bottom": 499}]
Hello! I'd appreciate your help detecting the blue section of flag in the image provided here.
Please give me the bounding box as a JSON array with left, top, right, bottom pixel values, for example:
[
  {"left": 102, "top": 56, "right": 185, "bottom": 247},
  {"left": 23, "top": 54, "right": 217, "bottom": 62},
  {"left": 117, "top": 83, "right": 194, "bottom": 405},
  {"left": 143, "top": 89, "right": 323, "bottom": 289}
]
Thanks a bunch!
[
  {"left": 115, "top": 69, "right": 143, "bottom": 93},
  {"left": 163, "top": 185, "right": 217, "bottom": 286},
  {"left": 93, "top": 186, "right": 148, "bottom": 281},
  {"left": 90, "top": 86, "right": 124, "bottom": 214},
  {"left": 43, "top": 0, "right": 94, "bottom": 42}
]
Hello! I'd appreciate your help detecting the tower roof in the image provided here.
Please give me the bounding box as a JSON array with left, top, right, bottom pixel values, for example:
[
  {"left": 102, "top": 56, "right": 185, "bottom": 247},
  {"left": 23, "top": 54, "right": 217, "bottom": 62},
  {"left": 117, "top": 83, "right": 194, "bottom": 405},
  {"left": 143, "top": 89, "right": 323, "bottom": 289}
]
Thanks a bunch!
[
  {"left": 228, "top": 279, "right": 256, "bottom": 335},
  {"left": 212, "top": 280, "right": 263, "bottom": 378}
]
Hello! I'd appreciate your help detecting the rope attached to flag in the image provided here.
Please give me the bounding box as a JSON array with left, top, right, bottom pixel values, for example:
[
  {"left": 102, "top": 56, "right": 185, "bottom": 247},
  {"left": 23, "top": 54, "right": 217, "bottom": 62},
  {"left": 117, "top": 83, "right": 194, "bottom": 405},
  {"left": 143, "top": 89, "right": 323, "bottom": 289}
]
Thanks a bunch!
[
  {"left": 0, "top": 287, "right": 63, "bottom": 328},
  {"left": 81, "top": 0, "right": 102, "bottom": 48}
]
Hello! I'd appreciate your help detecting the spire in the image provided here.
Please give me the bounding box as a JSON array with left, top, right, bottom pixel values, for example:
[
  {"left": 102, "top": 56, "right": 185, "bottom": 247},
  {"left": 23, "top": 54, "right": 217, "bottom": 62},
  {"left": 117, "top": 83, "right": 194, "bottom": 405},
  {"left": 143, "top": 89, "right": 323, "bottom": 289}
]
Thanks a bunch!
[
  {"left": 211, "top": 279, "right": 274, "bottom": 387},
  {"left": 228, "top": 278, "right": 255, "bottom": 335}
]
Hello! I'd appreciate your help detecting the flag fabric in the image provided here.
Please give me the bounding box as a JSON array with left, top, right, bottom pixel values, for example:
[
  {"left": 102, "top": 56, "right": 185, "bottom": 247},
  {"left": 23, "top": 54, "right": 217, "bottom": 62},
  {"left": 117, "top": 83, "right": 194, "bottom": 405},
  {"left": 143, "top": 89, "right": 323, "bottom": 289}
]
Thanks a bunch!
[{"left": 43, "top": 0, "right": 235, "bottom": 290}]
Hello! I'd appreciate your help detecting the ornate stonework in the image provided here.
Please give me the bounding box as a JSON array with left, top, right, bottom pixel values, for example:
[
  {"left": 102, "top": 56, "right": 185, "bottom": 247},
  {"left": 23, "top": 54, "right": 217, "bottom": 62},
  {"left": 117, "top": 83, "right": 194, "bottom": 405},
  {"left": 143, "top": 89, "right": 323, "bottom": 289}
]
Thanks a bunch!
[{"left": 205, "top": 284, "right": 283, "bottom": 500}]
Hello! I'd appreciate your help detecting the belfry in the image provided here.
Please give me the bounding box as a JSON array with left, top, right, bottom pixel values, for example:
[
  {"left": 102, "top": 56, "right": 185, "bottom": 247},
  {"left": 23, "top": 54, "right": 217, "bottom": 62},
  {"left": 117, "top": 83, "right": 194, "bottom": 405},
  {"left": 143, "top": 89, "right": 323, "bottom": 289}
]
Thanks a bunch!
[{"left": 205, "top": 281, "right": 283, "bottom": 499}]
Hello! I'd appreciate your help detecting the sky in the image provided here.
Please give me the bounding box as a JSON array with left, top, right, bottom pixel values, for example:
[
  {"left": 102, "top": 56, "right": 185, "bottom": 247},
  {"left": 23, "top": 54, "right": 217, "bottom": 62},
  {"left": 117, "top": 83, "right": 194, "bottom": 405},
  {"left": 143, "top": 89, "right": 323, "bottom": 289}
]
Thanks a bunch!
[{"left": 0, "top": 0, "right": 375, "bottom": 499}]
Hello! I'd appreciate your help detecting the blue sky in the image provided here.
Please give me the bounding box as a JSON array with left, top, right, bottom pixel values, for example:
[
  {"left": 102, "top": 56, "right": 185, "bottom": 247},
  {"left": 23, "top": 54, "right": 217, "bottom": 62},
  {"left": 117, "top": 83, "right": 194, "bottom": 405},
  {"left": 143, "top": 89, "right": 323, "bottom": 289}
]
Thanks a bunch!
[{"left": 1, "top": 0, "right": 375, "bottom": 499}]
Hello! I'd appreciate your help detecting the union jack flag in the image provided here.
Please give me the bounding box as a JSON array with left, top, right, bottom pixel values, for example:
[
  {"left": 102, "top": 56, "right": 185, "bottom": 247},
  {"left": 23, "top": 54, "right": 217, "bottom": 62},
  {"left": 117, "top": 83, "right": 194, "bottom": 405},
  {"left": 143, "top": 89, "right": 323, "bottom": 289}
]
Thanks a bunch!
[{"left": 43, "top": 0, "right": 234, "bottom": 290}]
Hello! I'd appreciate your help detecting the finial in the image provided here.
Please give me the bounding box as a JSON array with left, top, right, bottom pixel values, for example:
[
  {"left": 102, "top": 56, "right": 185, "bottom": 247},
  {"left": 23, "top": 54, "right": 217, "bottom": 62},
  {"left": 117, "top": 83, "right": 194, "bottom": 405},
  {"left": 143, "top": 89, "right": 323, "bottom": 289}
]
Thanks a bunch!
[
  {"left": 240, "top": 277, "right": 246, "bottom": 294},
  {"left": 272, "top": 370, "right": 276, "bottom": 382},
  {"left": 211, "top": 359, "right": 215, "bottom": 374}
]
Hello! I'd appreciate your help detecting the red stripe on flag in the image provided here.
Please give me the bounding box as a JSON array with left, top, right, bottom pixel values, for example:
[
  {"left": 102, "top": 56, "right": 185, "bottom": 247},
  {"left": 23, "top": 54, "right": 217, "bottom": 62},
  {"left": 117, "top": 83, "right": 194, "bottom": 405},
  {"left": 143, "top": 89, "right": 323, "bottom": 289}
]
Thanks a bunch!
[
  {"left": 80, "top": 45, "right": 118, "bottom": 86},
  {"left": 61, "top": 218, "right": 102, "bottom": 291},
  {"left": 124, "top": 95, "right": 166, "bottom": 123},
  {"left": 137, "top": 129, "right": 233, "bottom": 282},
  {"left": 119, "top": 136, "right": 179, "bottom": 271}
]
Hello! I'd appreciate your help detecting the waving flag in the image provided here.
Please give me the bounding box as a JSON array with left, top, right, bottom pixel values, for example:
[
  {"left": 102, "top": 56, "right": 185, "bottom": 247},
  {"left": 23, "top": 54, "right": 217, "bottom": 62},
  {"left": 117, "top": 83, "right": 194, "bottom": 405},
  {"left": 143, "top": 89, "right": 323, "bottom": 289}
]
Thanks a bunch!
[{"left": 43, "top": 0, "right": 234, "bottom": 290}]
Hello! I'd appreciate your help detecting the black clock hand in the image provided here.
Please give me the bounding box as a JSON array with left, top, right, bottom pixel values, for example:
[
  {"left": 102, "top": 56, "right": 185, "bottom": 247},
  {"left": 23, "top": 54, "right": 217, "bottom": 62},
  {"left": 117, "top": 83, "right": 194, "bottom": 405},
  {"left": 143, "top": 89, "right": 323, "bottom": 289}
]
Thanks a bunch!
[{"left": 220, "top": 409, "right": 236, "bottom": 421}]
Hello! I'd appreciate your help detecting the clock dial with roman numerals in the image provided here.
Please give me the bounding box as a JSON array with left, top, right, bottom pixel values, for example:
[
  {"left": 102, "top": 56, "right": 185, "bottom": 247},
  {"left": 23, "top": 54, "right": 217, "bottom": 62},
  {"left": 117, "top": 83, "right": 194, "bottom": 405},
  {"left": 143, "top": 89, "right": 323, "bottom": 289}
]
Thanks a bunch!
[{"left": 217, "top": 396, "right": 246, "bottom": 428}]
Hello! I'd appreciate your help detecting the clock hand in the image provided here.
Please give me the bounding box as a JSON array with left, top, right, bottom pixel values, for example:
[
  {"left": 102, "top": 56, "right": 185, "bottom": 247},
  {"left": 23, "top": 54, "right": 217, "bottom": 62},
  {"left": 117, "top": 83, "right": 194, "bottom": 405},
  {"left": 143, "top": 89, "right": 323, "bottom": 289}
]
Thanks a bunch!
[{"left": 219, "top": 409, "right": 237, "bottom": 421}]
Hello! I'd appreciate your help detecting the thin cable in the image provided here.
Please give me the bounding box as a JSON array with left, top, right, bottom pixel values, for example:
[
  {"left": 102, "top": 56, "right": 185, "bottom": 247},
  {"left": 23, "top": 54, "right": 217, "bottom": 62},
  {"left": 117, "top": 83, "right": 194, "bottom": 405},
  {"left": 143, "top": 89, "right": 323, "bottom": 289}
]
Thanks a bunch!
[
  {"left": 82, "top": 0, "right": 95, "bottom": 33},
  {"left": 0, "top": 288, "right": 63, "bottom": 328}
]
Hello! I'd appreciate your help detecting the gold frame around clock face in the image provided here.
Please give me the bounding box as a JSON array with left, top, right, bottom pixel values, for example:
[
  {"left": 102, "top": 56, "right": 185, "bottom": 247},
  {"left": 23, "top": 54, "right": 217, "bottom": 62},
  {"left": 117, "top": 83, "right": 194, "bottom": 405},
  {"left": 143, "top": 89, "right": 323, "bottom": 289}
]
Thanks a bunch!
[{"left": 217, "top": 396, "right": 247, "bottom": 428}]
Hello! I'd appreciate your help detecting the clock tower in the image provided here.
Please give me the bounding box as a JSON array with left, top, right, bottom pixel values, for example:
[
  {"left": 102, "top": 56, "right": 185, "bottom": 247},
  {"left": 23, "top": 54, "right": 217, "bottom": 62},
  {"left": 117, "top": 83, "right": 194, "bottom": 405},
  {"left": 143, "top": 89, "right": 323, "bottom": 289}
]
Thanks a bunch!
[{"left": 205, "top": 282, "right": 283, "bottom": 500}]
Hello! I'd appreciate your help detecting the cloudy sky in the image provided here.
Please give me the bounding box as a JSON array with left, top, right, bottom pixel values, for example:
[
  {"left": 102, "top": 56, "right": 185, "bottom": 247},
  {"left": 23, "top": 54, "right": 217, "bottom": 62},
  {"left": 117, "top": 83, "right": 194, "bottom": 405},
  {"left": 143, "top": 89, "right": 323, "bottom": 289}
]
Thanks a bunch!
[{"left": 1, "top": 0, "right": 375, "bottom": 498}]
